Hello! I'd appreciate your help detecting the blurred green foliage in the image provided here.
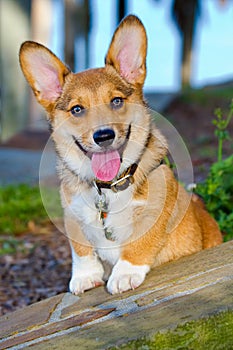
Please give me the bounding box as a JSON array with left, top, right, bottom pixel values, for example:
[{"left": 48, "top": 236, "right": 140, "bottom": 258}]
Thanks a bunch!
[
  {"left": 0, "top": 184, "right": 48, "bottom": 234},
  {"left": 196, "top": 155, "right": 233, "bottom": 241},
  {"left": 195, "top": 100, "right": 233, "bottom": 241}
]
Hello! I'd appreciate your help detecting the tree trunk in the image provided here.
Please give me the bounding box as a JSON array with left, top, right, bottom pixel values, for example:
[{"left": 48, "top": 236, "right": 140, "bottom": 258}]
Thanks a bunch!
[
  {"left": 64, "top": 0, "right": 90, "bottom": 72},
  {"left": 181, "top": 7, "right": 195, "bottom": 88},
  {"left": 117, "top": 0, "right": 127, "bottom": 24},
  {"left": 172, "top": 0, "right": 199, "bottom": 89}
]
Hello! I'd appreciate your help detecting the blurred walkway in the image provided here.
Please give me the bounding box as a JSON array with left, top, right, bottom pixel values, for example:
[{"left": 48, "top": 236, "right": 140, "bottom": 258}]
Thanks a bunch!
[{"left": 0, "top": 93, "right": 176, "bottom": 186}]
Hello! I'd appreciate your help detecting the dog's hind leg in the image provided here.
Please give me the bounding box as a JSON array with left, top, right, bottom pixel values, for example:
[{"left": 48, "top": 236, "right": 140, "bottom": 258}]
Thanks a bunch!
[{"left": 192, "top": 197, "right": 223, "bottom": 249}]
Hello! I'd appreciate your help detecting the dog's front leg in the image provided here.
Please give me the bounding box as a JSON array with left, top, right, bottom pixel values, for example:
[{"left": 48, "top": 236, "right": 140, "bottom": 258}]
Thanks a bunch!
[
  {"left": 107, "top": 259, "right": 150, "bottom": 294},
  {"left": 107, "top": 224, "right": 166, "bottom": 294},
  {"left": 69, "top": 241, "right": 105, "bottom": 295},
  {"left": 65, "top": 214, "right": 105, "bottom": 294}
]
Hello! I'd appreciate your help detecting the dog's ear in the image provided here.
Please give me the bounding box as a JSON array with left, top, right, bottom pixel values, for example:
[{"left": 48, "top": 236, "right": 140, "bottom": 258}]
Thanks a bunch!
[
  {"left": 19, "top": 41, "right": 71, "bottom": 111},
  {"left": 105, "top": 15, "right": 147, "bottom": 87}
]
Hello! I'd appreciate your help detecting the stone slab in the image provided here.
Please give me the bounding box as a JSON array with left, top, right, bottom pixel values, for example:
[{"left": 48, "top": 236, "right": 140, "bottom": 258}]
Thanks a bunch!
[
  {"left": 0, "top": 308, "right": 115, "bottom": 349},
  {"left": 61, "top": 241, "right": 233, "bottom": 318},
  {"left": 29, "top": 280, "right": 233, "bottom": 349},
  {"left": 0, "top": 294, "right": 64, "bottom": 339}
]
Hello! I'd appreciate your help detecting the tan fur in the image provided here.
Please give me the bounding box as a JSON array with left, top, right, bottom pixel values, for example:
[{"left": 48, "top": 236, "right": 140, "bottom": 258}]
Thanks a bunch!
[{"left": 19, "top": 15, "right": 222, "bottom": 294}]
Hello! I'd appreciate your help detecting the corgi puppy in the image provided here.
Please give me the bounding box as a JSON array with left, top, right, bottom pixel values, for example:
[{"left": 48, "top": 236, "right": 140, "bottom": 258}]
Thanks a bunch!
[{"left": 19, "top": 15, "right": 222, "bottom": 294}]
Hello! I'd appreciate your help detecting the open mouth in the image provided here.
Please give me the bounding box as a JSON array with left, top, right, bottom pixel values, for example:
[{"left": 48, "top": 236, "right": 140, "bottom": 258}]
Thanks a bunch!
[{"left": 72, "top": 125, "right": 131, "bottom": 182}]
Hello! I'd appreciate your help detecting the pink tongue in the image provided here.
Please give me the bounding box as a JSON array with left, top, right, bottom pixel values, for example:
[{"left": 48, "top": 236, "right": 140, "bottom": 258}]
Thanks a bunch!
[{"left": 91, "top": 150, "right": 121, "bottom": 181}]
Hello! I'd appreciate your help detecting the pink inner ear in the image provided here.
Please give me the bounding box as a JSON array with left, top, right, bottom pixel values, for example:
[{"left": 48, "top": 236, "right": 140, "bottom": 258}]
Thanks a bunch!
[
  {"left": 117, "top": 47, "right": 141, "bottom": 83},
  {"left": 116, "top": 32, "right": 143, "bottom": 83},
  {"left": 31, "top": 55, "right": 63, "bottom": 102},
  {"left": 38, "top": 65, "right": 63, "bottom": 101}
]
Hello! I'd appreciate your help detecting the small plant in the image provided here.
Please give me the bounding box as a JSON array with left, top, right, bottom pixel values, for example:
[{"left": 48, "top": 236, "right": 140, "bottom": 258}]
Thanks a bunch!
[
  {"left": 195, "top": 100, "right": 233, "bottom": 241},
  {"left": 212, "top": 99, "right": 233, "bottom": 162}
]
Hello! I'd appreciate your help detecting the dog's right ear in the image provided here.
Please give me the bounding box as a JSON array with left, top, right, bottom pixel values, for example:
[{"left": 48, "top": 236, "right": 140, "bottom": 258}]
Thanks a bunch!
[{"left": 19, "top": 41, "right": 71, "bottom": 112}]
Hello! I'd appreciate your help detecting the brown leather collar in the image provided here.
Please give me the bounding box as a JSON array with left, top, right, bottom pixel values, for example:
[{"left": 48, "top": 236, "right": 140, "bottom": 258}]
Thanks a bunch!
[{"left": 94, "top": 163, "right": 138, "bottom": 193}]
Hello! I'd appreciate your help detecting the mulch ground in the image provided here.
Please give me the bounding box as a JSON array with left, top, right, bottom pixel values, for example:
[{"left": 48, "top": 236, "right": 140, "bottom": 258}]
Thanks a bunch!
[
  {"left": 0, "top": 229, "right": 71, "bottom": 316},
  {"left": 0, "top": 92, "right": 232, "bottom": 316}
]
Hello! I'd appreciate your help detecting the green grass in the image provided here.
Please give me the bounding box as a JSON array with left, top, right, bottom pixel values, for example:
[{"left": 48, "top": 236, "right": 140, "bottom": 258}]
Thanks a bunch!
[
  {"left": 0, "top": 184, "right": 50, "bottom": 235},
  {"left": 0, "top": 184, "right": 63, "bottom": 255}
]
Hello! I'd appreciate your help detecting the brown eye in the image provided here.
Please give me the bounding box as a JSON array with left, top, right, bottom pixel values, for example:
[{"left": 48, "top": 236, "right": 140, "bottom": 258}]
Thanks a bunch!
[
  {"left": 110, "top": 97, "right": 124, "bottom": 109},
  {"left": 71, "top": 105, "right": 85, "bottom": 117}
]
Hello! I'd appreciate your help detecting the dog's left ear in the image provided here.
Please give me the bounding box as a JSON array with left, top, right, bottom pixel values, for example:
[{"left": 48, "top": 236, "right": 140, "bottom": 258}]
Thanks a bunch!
[{"left": 105, "top": 15, "right": 147, "bottom": 87}]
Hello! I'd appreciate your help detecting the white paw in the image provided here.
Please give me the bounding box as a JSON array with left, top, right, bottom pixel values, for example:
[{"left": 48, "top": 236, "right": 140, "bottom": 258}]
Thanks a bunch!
[
  {"left": 69, "top": 249, "right": 104, "bottom": 295},
  {"left": 107, "top": 259, "right": 150, "bottom": 294},
  {"left": 69, "top": 274, "right": 104, "bottom": 295}
]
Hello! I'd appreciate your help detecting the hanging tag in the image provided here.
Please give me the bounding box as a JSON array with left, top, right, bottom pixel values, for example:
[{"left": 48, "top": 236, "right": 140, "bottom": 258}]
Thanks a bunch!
[
  {"left": 93, "top": 186, "right": 115, "bottom": 241},
  {"left": 95, "top": 193, "right": 108, "bottom": 213},
  {"left": 104, "top": 227, "right": 115, "bottom": 241}
]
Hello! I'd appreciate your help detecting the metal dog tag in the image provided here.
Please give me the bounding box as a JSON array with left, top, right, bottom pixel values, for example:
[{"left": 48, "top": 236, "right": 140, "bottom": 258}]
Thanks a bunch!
[
  {"left": 95, "top": 193, "right": 108, "bottom": 217},
  {"left": 94, "top": 193, "right": 115, "bottom": 241},
  {"left": 104, "top": 227, "right": 115, "bottom": 241}
]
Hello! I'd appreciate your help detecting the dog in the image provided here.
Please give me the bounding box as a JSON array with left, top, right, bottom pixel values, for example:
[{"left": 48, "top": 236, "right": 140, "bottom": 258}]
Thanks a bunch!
[{"left": 19, "top": 15, "right": 222, "bottom": 295}]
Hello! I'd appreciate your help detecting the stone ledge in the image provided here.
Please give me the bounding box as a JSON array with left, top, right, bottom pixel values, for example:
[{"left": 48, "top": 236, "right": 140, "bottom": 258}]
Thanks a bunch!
[{"left": 0, "top": 241, "right": 232, "bottom": 349}]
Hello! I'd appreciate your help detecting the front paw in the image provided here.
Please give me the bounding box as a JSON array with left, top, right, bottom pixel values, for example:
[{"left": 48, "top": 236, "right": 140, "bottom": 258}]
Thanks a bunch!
[
  {"left": 69, "top": 251, "right": 104, "bottom": 295},
  {"left": 107, "top": 259, "right": 150, "bottom": 294},
  {"left": 69, "top": 274, "right": 104, "bottom": 295}
]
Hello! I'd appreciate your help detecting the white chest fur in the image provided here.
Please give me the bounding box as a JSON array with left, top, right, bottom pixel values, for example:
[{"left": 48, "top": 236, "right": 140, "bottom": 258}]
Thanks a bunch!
[{"left": 68, "top": 185, "right": 140, "bottom": 265}]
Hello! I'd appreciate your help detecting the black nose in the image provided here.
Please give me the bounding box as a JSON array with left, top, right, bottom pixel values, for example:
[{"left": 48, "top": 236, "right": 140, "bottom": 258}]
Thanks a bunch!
[{"left": 93, "top": 128, "right": 115, "bottom": 147}]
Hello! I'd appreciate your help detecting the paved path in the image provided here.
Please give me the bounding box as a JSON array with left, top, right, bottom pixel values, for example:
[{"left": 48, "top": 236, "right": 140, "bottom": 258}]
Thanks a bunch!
[{"left": 0, "top": 147, "right": 57, "bottom": 186}]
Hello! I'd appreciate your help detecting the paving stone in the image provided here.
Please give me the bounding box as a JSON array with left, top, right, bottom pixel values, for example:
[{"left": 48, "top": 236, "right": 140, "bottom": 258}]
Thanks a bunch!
[
  {"left": 28, "top": 280, "right": 233, "bottom": 350},
  {"left": 61, "top": 242, "right": 232, "bottom": 318},
  {"left": 0, "top": 308, "right": 115, "bottom": 349},
  {"left": 61, "top": 287, "right": 120, "bottom": 319},
  {"left": 0, "top": 293, "right": 65, "bottom": 339},
  {"left": 135, "top": 261, "right": 233, "bottom": 307},
  {"left": 143, "top": 241, "right": 233, "bottom": 291},
  {"left": 61, "top": 242, "right": 233, "bottom": 318}
]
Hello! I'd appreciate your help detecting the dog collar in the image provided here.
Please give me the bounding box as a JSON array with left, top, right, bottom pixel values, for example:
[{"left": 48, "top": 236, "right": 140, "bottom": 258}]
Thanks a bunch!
[{"left": 93, "top": 163, "right": 138, "bottom": 194}]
